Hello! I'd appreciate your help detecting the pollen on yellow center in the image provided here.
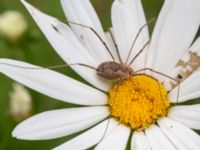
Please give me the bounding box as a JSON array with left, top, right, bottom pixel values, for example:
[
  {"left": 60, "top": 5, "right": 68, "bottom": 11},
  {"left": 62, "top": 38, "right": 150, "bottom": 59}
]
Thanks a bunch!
[{"left": 108, "top": 75, "right": 170, "bottom": 130}]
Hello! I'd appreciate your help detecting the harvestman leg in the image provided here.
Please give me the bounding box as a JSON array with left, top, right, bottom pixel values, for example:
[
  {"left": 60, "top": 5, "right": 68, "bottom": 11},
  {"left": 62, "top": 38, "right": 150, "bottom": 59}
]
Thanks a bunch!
[
  {"left": 125, "top": 18, "right": 155, "bottom": 64},
  {"left": 108, "top": 28, "right": 123, "bottom": 64},
  {"left": 0, "top": 62, "right": 97, "bottom": 70},
  {"left": 68, "top": 21, "right": 116, "bottom": 62},
  {"left": 128, "top": 40, "right": 151, "bottom": 67}
]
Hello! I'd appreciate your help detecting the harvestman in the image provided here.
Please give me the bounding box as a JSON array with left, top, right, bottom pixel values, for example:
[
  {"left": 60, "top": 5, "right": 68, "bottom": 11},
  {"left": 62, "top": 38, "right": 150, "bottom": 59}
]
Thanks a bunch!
[{"left": 0, "top": 18, "right": 181, "bottom": 144}]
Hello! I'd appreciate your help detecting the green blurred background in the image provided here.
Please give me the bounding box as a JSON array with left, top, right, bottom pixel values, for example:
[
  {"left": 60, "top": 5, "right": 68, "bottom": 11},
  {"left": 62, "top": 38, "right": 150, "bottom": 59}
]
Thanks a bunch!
[{"left": 0, "top": 0, "right": 192, "bottom": 149}]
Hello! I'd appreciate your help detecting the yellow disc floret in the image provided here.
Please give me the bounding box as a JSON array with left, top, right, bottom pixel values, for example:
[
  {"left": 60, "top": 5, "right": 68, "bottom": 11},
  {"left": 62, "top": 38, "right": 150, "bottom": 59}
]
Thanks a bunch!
[{"left": 108, "top": 75, "right": 170, "bottom": 130}]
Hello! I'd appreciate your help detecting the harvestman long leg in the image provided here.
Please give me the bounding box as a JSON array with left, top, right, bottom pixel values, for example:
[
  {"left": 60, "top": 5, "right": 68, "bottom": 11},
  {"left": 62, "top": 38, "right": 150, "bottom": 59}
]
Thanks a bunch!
[
  {"left": 108, "top": 28, "right": 123, "bottom": 64},
  {"left": 125, "top": 18, "right": 155, "bottom": 64},
  {"left": 68, "top": 21, "right": 116, "bottom": 62},
  {"left": 0, "top": 62, "right": 96, "bottom": 70},
  {"left": 128, "top": 39, "right": 151, "bottom": 67}
]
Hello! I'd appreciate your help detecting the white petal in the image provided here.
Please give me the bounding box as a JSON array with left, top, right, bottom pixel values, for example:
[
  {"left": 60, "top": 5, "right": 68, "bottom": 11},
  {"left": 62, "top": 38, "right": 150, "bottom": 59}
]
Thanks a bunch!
[
  {"left": 145, "top": 125, "right": 176, "bottom": 150},
  {"left": 131, "top": 131, "right": 151, "bottom": 150},
  {"left": 168, "top": 105, "right": 200, "bottom": 130},
  {"left": 165, "top": 37, "right": 200, "bottom": 87},
  {"left": 168, "top": 104, "right": 200, "bottom": 112},
  {"left": 111, "top": 0, "right": 149, "bottom": 69},
  {"left": 95, "top": 124, "right": 130, "bottom": 150},
  {"left": 20, "top": 0, "right": 111, "bottom": 91},
  {"left": 169, "top": 69, "right": 200, "bottom": 103},
  {"left": 60, "top": 0, "right": 113, "bottom": 63},
  {"left": 168, "top": 39, "right": 200, "bottom": 101},
  {"left": 53, "top": 118, "right": 118, "bottom": 150},
  {"left": 146, "top": 0, "right": 200, "bottom": 79},
  {"left": 158, "top": 117, "right": 200, "bottom": 150},
  {"left": 12, "top": 106, "right": 109, "bottom": 140},
  {"left": 0, "top": 59, "right": 107, "bottom": 105},
  {"left": 164, "top": 37, "right": 200, "bottom": 90}
]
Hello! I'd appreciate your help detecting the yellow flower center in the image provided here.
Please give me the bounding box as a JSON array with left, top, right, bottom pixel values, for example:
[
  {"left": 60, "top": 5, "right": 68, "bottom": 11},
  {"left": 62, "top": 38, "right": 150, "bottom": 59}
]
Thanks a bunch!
[{"left": 108, "top": 75, "right": 170, "bottom": 130}]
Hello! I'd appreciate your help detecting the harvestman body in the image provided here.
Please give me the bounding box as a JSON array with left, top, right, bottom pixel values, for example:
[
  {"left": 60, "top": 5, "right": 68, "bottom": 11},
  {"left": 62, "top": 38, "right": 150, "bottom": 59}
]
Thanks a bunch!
[{"left": 97, "top": 61, "right": 133, "bottom": 81}]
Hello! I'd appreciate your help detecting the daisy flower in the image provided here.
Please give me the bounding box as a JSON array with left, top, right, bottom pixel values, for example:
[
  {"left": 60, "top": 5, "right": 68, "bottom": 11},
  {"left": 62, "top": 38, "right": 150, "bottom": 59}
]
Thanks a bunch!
[{"left": 0, "top": 0, "right": 200, "bottom": 149}]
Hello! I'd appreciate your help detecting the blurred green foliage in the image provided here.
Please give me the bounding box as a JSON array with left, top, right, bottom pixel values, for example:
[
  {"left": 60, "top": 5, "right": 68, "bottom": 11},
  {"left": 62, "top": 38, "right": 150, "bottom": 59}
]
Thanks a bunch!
[{"left": 0, "top": 0, "right": 198, "bottom": 150}]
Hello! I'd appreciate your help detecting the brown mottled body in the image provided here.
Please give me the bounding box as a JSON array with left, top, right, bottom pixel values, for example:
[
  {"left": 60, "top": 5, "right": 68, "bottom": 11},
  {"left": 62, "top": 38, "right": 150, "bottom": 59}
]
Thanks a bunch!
[{"left": 97, "top": 61, "right": 134, "bottom": 81}]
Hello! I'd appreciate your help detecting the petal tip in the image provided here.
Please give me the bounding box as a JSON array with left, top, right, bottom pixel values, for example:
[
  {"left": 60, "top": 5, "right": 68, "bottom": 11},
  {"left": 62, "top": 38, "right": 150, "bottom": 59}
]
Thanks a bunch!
[{"left": 12, "top": 128, "right": 18, "bottom": 138}]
